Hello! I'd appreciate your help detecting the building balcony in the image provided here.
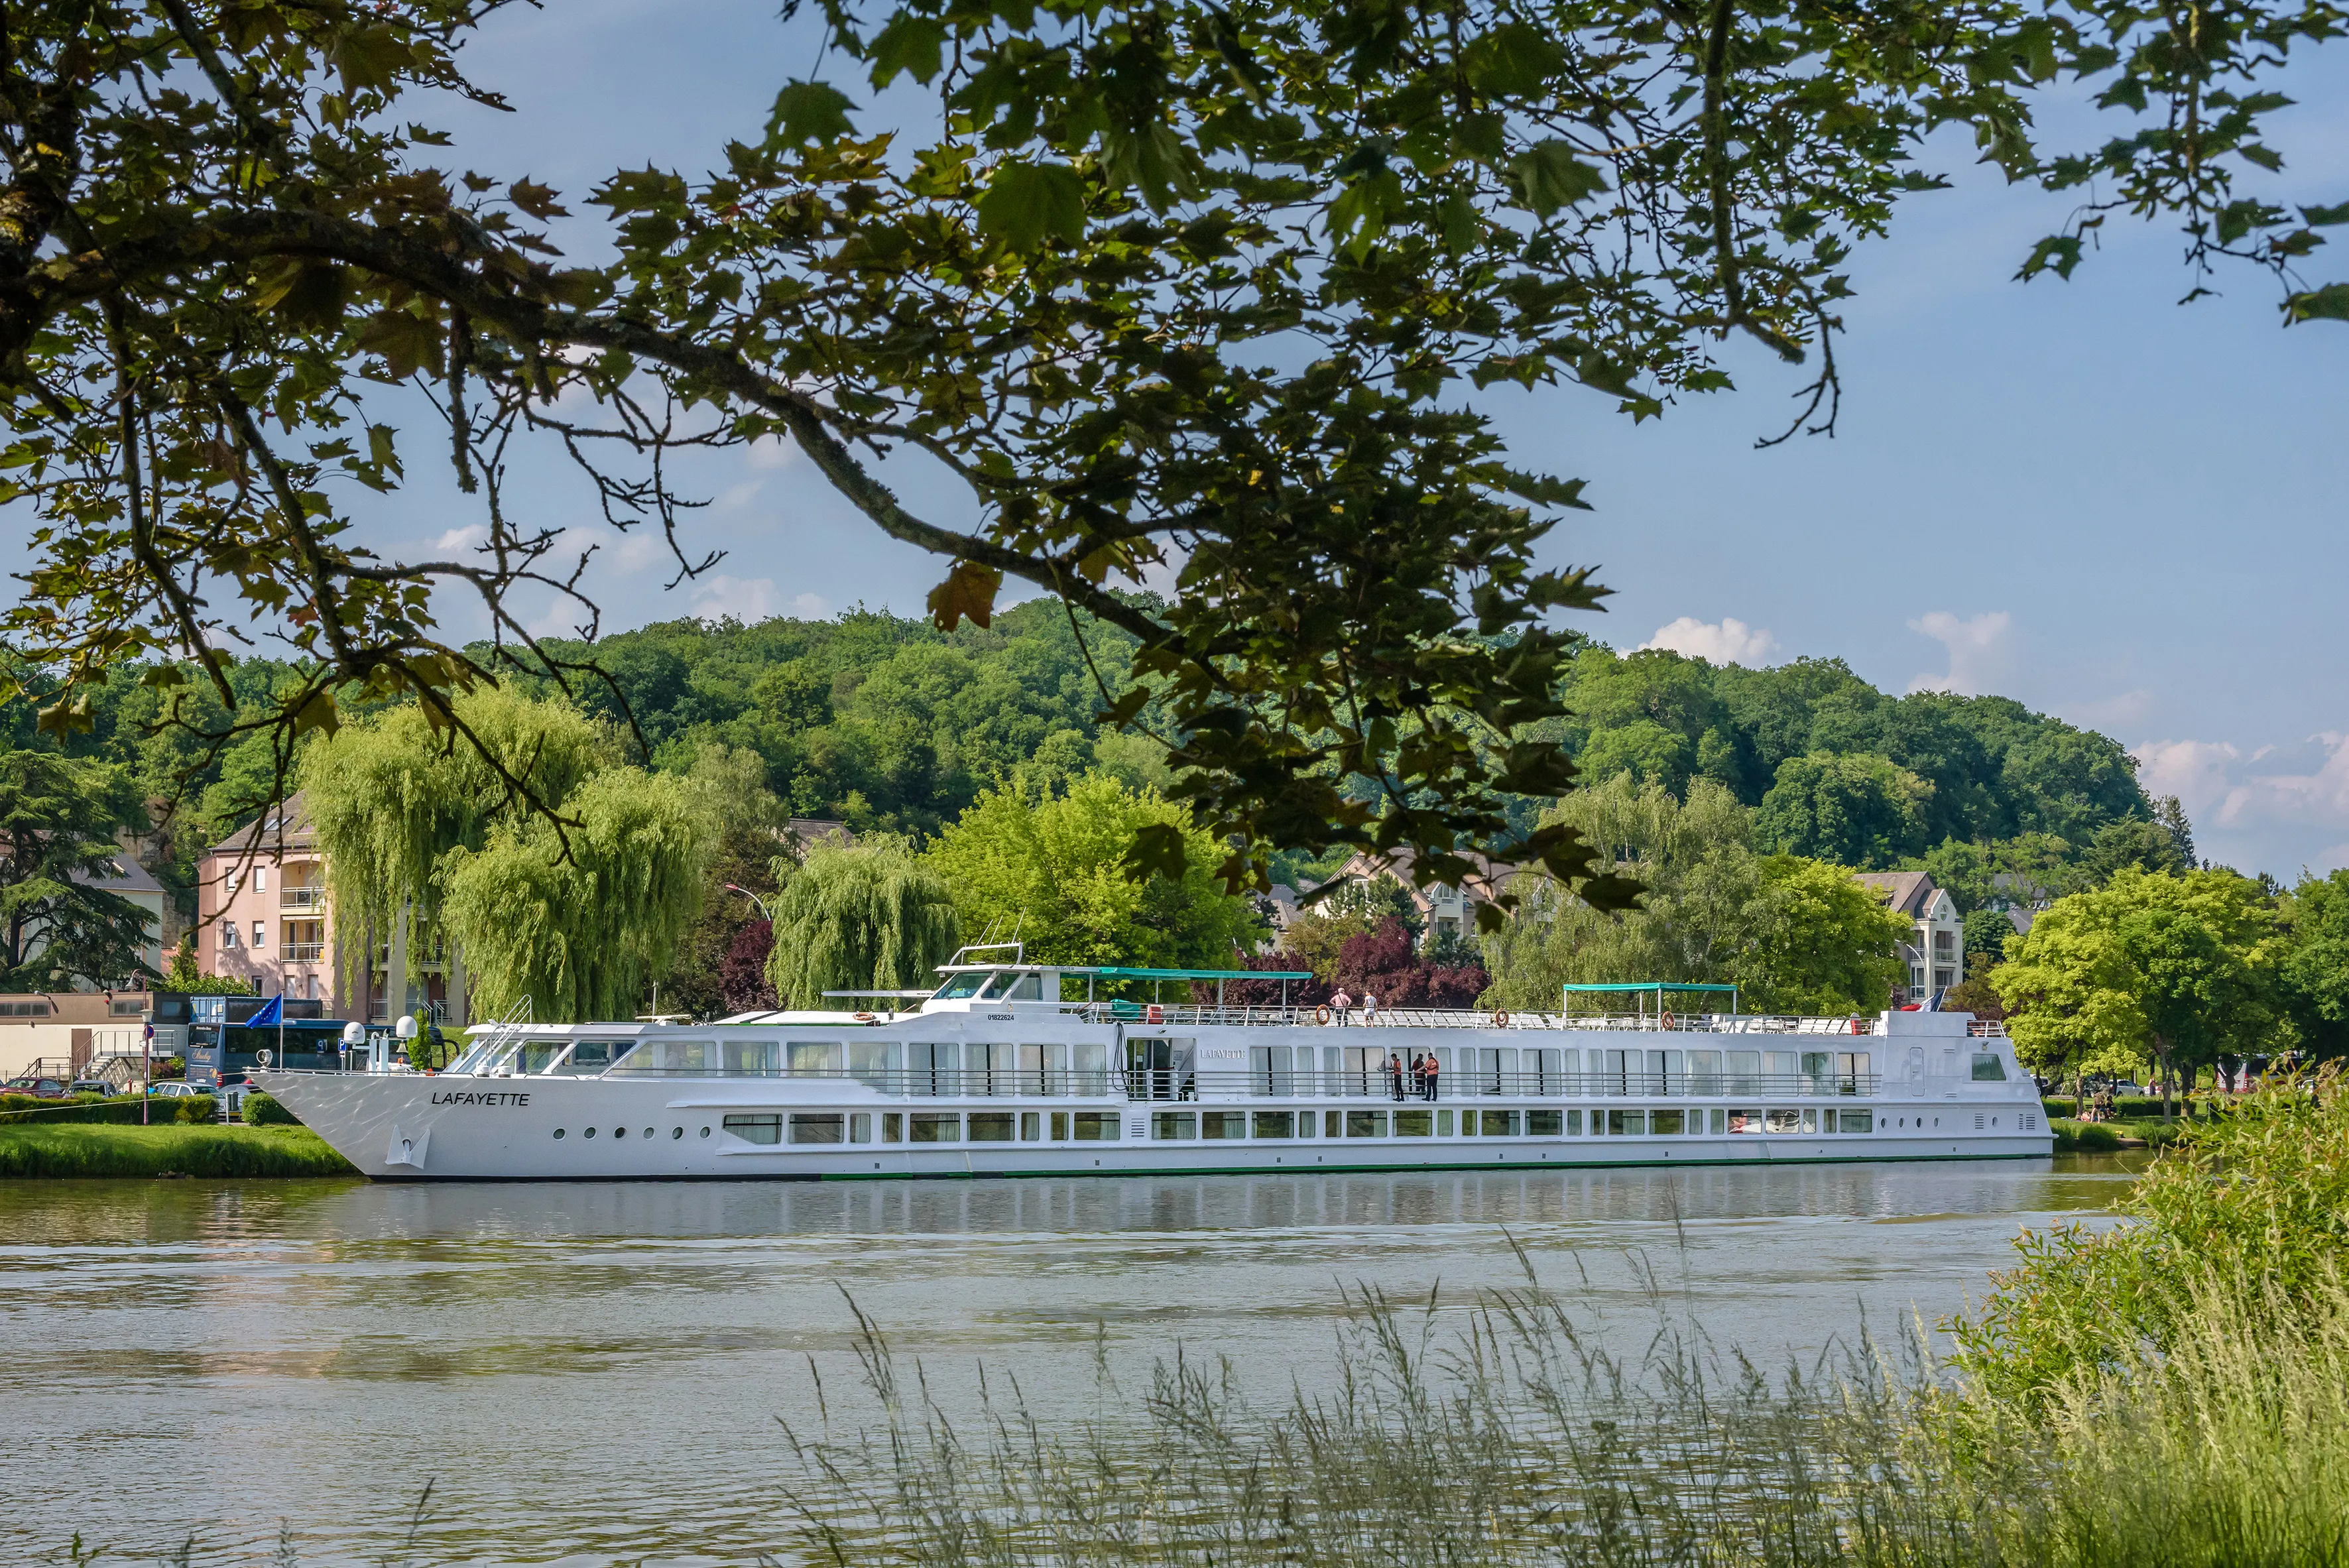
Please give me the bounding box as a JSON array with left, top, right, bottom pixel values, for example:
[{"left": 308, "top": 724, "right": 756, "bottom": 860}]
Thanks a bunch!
[
  {"left": 282, "top": 943, "right": 325, "bottom": 962},
  {"left": 280, "top": 886, "right": 326, "bottom": 910}
]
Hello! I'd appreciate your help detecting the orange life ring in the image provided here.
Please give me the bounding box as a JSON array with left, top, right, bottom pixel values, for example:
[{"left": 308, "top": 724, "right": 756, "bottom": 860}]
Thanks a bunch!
[
  {"left": 1493, "top": 1009, "right": 1510, "bottom": 1028},
  {"left": 1315, "top": 1004, "right": 1333, "bottom": 1025},
  {"left": 1661, "top": 1010, "right": 1675, "bottom": 1031}
]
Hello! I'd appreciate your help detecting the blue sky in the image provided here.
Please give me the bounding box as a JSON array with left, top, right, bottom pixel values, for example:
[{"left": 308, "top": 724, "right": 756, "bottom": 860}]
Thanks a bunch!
[{"left": 139, "top": 3, "right": 2349, "bottom": 877}]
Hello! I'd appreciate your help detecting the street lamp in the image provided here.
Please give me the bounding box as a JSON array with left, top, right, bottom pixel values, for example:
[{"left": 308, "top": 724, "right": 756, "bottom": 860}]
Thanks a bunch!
[{"left": 724, "top": 884, "right": 772, "bottom": 920}]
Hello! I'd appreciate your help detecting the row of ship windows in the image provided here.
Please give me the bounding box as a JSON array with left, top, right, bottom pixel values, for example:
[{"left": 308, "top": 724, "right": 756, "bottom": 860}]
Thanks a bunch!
[{"left": 700, "top": 1108, "right": 2019, "bottom": 1145}]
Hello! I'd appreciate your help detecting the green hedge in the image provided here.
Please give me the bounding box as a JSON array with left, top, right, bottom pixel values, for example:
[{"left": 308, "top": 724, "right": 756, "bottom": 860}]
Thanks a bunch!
[
  {"left": 2042, "top": 1096, "right": 2184, "bottom": 1120},
  {"left": 2049, "top": 1117, "right": 2123, "bottom": 1152},
  {"left": 0, "top": 1122, "right": 357, "bottom": 1177},
  {"left": 240, "top": 1091, "right": 302, "bottom": 1126}
]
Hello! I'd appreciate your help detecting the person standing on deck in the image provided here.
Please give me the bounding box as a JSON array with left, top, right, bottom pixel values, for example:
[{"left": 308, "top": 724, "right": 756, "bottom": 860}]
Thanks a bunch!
[
  {"left": 1363, "top": 991, "right": 1380, "bottom": 1025},
  {"left": 1387, "top": 1052, "right": 1406, "bottom": 1101},
  {"left": 1331, "top": 987, "right": 1355, "bottom": 1026},
  {"left": 1423, "top": 1052, "right": 1440, "bottom": 1101},
  {"left": 1410, "top": 1052, "right": 1427, "bottom": 1099}
]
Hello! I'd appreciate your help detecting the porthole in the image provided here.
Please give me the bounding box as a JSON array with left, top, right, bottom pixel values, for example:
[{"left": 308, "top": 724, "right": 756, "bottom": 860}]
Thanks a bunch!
[
  {"left": 584, "top": 1126, "right": 597, "bottom": 1138},
  {"left": 553, "top": 1128, "right": 566, "bottom": 1140},
  {"left": 643, "top": 1128, "right": 654, "bottom": 1139},
  {"left": 613, "top": 1126, "right": 627, "bottom": 1139},
  {"left": 699, "top": 1125, "right": 711, "bottom": 1138},
  {"left": 671, "top": 1126, "right": 683, "bottom": 1140}
]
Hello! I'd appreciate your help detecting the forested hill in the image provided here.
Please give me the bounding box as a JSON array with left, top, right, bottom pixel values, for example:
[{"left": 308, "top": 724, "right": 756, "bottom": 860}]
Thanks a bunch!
[{"left": 17, "top": 602, "right": 2175, "bottom": 906}]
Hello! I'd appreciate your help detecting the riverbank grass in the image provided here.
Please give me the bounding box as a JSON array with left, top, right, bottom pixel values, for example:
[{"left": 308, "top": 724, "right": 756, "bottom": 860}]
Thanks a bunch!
[{"left": 0, "top": 1121, "right": 357, "bottom": 1178}]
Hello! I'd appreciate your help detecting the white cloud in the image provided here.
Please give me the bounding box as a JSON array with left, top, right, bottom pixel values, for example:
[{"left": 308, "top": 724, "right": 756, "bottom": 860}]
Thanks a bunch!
[
  {"left": 2133, "top": 732, "right": 2349, "bottom": 876},
  {"left": 433, "top": 524, "right": 488, "bottom": 552},
  {"left": 1639, "top": 616, "right": 1779, "bottom": 667},
  {"left": 747, "top": 436, "right": 800, "bottom": 471},
  {"left": 716, "top": 479, "right": 764, "bottom": 513},
  {"left": 786, "top": 591, "right": 832, "bottom": 619},
  {"left": 688, "top": 573, "right": 780, "bottom": 622},
  {"left": 1907, "top": 610, "right": 2016, "bottom": 695}
]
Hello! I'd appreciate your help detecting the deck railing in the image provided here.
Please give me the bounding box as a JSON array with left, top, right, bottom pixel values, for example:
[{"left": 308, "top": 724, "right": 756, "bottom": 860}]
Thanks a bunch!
[
  {"left": 588, "top": 1065, "right": 1885, "bottom": 1099},
  {"left": 1069, "top": 1003, "right": 2005, "bottom": 1037}
]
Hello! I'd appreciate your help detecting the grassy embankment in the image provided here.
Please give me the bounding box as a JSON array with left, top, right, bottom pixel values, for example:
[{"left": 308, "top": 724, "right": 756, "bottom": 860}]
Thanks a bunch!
[
  {"left": 0, "top": 1120, "right": 356, "bottom": 1177},
  {"left": 745, "top": 1068, "right": 2349, "bottom": 1567}
]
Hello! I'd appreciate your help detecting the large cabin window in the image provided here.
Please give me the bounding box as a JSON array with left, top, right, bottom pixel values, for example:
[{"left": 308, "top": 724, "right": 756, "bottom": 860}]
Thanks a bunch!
[
  {"left": 1765, "top": 1108, "right": 1801, "bottom": 1133},
  {"left": 1345, "top": 1111, "right": 1386, "bottom": 1138},
  {"left": 850, "top": 1042, "right": 898, "bottom": 1089},
  {"left": 613, "top": 1038, "right": 717, "bottom": 1075},
  {"left": 724, "top": 1039, "right": 782, "bottom": 1075},
  {"left": 1072, "top": 1112, "right": 1121, "bottom": 1141},
  {"left": 1201, "top": 1111, "right": 1244, "bottom": 1140},
  {"left": 1526, "top": 1110, "right": 1561, "bottom": 1136},
  {"left": 967, "top": 1112, "right": 1014, "bottom": 1142},
  {"left": 1971, "top": 1052, "right": 2008, "bottom": 1082},
  {"left": 1152, "top": 1111, "right": 1197, "bottom": 1140},
  {"left": 908, "top": 1043, "right": 957, "bottom": 1094},
  {"left": 788, "top": 1042, "right": 843, "bottom": 1077},
  {"left": 790, "top": 1114, "right": 844, "bottom": 1144},
  {"left": 1478, "top": 1110, "right": 1519, "bottom": 1136},
  {"left": 1019, "top": 1043, "right": 1067, "bottom": 1095},
  {"left": 934, "top": 973, "right": 989, "bottom": 1000},
  {"left": 1687, "top": 1051, "right": 1722, "bottom": 1095},
  {"left": 723, "top": 1114, "right": 780, "bottom": 1145},
  {"left": 1072, "top": 1042, "right": 1111, "bottom": 1095},
  {"left": 1606, "top": 1109, "right": 1645, "bottom": 1136},
  {"left": 1649, "top": 1109, "right": 1685, "bottom": 1135},
  {"left": 555, "top": 1039, "right": 629, "bottom": 1076},
  {"left": 1252, "top": 1111, "right": 1294, "bottom": 1139},
  {"left": 1392, "top": 1109, "right": 1432, "bottom": 1137},
  {"left": 910, "top": 1113, "right": 959, "bottom": 1142},
  {"left": 965, "top": 1042, "right": 1013, "bottom": 1096}
]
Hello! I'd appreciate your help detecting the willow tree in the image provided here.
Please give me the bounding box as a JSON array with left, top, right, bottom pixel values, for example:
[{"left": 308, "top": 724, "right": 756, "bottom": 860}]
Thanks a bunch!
[
  {"left": 439, "top": 768, "right": 714, "bottom": 1022},
  {"left": 766, "top": 838, "right": 961, "bottom": 1010},
  {"left": 4, "top": 0, "right": 2334, "bottom": 924},
  {"left": 299, "top": 688, "right": 613, "bottom": 1010}
]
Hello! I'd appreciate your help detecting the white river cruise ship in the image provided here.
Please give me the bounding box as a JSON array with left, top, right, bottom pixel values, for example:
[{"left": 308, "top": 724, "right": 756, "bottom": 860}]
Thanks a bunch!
[{"left": 257, "top": 949, "right": 2052, "bottom": 1180}]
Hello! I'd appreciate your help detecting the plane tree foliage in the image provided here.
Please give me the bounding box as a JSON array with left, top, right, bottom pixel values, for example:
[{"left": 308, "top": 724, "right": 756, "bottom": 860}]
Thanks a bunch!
[
  {"left": 1994, "top": 867, "right": 2283, "bottom": 1104},
  {"left": 0, "top": 0, "right": 2340, "bottom": 924}
]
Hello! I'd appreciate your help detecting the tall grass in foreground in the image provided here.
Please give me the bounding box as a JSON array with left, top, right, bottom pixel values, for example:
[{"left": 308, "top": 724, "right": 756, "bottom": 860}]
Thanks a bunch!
[
  {"left": 0, "top": 1122, "right": 357, "bottom": 1178},
  {"left": 772, "top": 1257, "right": 2349, "bottom": 1568}
]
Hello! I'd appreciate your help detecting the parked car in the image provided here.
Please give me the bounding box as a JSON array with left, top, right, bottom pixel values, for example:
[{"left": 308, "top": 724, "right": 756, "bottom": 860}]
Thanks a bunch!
[
  {"left": 69, "top": 1077, "right": 117, "bottom": 1097},
  {"left": 5, "top": 1076, "right": 70, "bottom": 1099},
  {"left": 147, "top": 1081, "right": 206, "bottom": 1099}
]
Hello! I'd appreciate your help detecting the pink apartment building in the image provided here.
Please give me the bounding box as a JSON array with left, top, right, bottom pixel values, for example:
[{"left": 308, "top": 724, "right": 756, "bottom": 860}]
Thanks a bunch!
[{"left": 198, "top": 792, "right": 460, "bottom": 1022}]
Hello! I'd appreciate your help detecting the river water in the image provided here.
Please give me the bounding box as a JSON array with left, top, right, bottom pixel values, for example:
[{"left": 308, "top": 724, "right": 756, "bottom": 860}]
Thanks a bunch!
[{"left": 1, "top": 1158, "right": 2138, "bottom": 1564}]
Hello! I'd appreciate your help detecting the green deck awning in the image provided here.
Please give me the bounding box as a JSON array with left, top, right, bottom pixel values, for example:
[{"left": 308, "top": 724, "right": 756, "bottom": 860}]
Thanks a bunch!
[{"left": 1559, "top": 983, "right": 1740, "bottom": 993}]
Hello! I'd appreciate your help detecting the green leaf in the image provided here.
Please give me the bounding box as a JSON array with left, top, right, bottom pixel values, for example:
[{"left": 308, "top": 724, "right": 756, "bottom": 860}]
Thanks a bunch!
[
  {"left": 509, "top": 178, "right": 568, "bottom": 219},
  {"left": 274, "top": 263, "right": 349, "bottom": 332},
  {"left": 1463, "top": 21, "right": 1564, "bottom": 99},
  {"left": 766, "top": 80, "right": 857, "bottom": 147},
  {"left": 2017, "top": 233, "right": 2085, "bottom": 282},
  {"left": 2300, "top": 202, "right": 2349, "bottom": 227},
  {"left": 2285, "top": 282, "right": 2349, "bottom": 324},
  {"left": 1121, "top": 821, "right": 1191, "bottom": 882},
  {"left": 868, "top": 13, "right": 947, "bottom": 87},
  {"left": 1508, "top": 141, "right": 1607, "bottom": 218},
  {"left": 927, "top": 558, "right": 1003, "bottom": 631},
  {"left": 975, "top": 160, "right": 1086, "bottom": 251},
  {"left": 355, "top": 309, "right": 444, "bottom": 381}
]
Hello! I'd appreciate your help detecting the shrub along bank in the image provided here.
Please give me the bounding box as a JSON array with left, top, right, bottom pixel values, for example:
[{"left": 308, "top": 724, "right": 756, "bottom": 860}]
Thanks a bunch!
[{"left": 0, "top": 1122, "right": 355, "bottom": 1178}]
